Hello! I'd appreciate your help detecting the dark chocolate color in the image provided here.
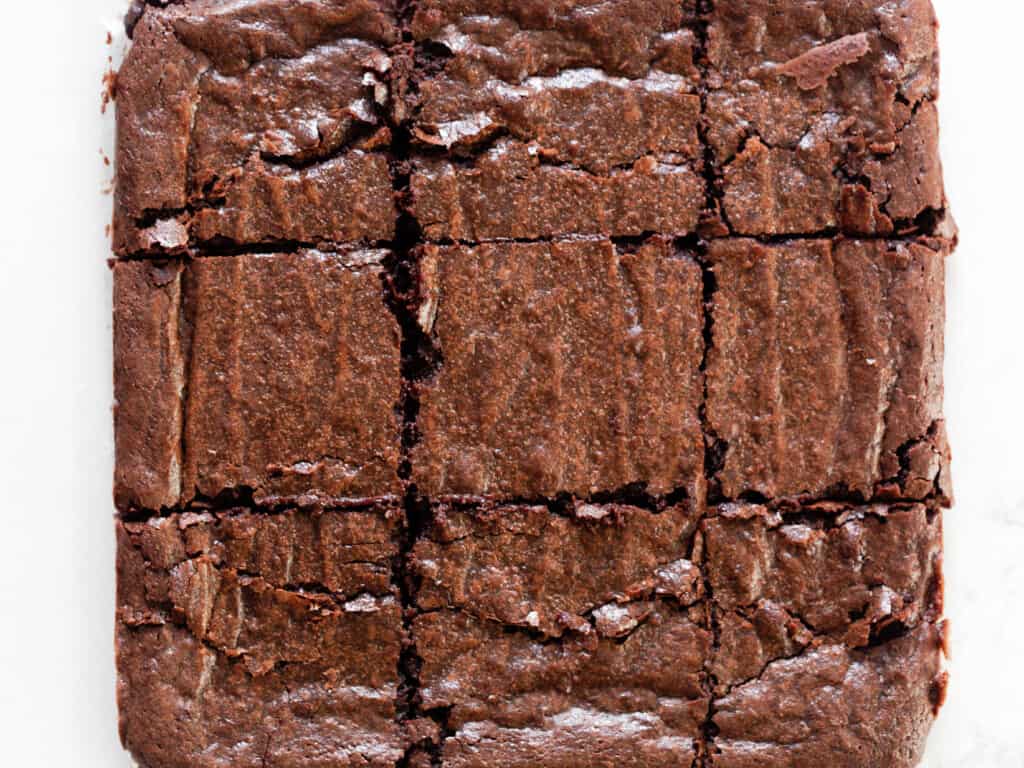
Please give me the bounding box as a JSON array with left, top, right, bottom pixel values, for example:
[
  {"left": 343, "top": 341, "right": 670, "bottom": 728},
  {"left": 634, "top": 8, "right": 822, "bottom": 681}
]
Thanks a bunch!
[
  {"left": 116, "top": 506, "right": 406, "bottom": 767},
  {"left": 112, "top": 1, "right": 954, "bottom": 766},
  {"left": 113, "top": 251, "right": 402, "bottom": 509},
  {"left": 413, "top": 238, "right": 705, "bottom": 500}
]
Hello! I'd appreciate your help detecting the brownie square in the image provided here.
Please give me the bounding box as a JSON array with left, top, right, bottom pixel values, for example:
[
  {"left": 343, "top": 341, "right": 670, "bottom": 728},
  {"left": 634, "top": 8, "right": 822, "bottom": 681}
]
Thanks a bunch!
[
  {"left": 114, "top": 1, "right": 399, "bottom": 255},
  {"left": 411, "top": 499, "right": 709, "bottom": 765},
  {"left": 116, "top": 506, "right": 407, "bottom": 768},
  {"left": 413, "top": 501, "right": 704, "bottom": 637},
  {"left": 416, "top": 608, "right": 710, "bottom": 768},
  {"left": 705, "top": 0, "right": 945, "bottom": 236},
  {"left": 406, "top": 0, "right": 703, "bottom": 240},
  {"left": 706, "top": 237, "right": 949, "bottom": 501},
  {"left": 113, "top": 251, "right": 402, "bottom": 511},
  {"left": 412, "top": 237, "right": 704, "bottom": 500},
  {"left": 701, "top": 501, "right": 943, "bottom": 693},
  {"left": 711, "top": 624, "right": 946, "bottom": 768}
]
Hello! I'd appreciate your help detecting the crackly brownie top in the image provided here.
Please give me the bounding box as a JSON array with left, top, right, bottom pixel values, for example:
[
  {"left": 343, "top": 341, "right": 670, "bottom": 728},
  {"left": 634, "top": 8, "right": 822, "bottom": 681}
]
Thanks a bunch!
[
  {"left": 113, "top": 251, "right": 403, "bottom": 511},
  {"left": 706, "top": 237, "right": 949, "bottom": 501},
  {"left": 116, "top": 504, "right": 407, "bottom": 768},
  {"left": 413, "top": 501, "right": 703, "bottom": 637},
  {"left": 412, "top": 237, "right": 705, "bottom": 500},
  {"left": 114, "top": 0, "right": 400, "bottom": 253}
]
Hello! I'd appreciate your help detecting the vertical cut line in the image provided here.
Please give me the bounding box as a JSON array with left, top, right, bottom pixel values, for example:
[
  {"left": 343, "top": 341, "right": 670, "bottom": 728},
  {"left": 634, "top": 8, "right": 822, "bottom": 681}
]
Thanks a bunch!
[
  {"left": 384, "top": 3, "right": 446, "bottom": 765},
  {"left": 695, "top": 2, "right": 724, "bottom": 765}
]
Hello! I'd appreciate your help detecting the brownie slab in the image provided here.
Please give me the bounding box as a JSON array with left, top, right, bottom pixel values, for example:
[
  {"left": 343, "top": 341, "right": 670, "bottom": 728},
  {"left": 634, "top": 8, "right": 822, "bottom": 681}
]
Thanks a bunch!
[
  {"left": 706, "top": 0, "right": 946, "bottom": 235},
  {"left": 114, "top": 1, "right": 399, "bottom": 254},
  {"left": 406, "top": 0, "right": 703, "bottom": 240},
  {"left": 706, "top": 237, "right": 949, "bottom": 501},
  {"left": 412, "top": 237, "right": 704, "bottom": 500},
  {"left": 413, "top": 501, "right": 703, "bottom": 637},
  {"left": 116, "top": 506, "right": 407, "bottom": 767},
  {"left": 113, "top": 251, "right": 402, "bottom": 510}
]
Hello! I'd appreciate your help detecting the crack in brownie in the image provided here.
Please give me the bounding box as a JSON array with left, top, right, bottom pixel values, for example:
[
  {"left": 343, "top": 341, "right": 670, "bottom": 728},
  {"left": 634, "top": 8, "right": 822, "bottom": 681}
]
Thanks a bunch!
[{"left": 111, "top": 1, "right": 954, "bottom": 766}]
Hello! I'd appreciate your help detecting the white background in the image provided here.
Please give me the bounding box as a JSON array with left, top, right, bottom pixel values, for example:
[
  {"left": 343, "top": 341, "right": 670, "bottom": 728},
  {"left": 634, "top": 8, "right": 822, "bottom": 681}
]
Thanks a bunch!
[{"left": 0, "top": 1, "right": 1021, "bottom": 765}]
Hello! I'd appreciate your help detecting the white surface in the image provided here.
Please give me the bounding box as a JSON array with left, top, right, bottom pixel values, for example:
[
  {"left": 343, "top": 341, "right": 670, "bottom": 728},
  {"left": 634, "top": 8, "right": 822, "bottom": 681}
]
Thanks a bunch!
[{"left": 0, "top": 1, "right": 1021, "bottom": 765}]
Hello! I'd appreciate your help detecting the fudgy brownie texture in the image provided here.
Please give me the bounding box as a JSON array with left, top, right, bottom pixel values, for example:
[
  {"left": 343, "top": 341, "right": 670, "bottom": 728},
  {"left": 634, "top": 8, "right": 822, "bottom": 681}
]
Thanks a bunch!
[
  {"left": 416, "top": 608, "right": 710, "bottom": 768},
  {"left": 113, "top": 0, "right": 398, "bottom": 254},
  {"left": 412, "top": 238, "right": 705, "bottom": 500},
  {"left": 413, "top": 501, "right": 703, "bottom": 637},
  {"left": 406, "top": 500, "right": 945, "bottom": 767},
  {"left": 116, "top": 506, "right": 407, "bottom": 767},
  {"left": 705, "top": 0, "right": 946, "bottom": 236},
  {"left": 701, "top": 502, "right": 944, "bottom": 694},
  {"left": 404, "top": 0, "right": 704, "bottom": 240},
  {"left": 712, "top": 624, "right": 945, "bottom": 768},
  {"left": 706, "top": 237, "right": 950, "bottom": 502},
  {"left": 113, "top": 1, "right": 954, "bottom": 766},
  {"left": 113, "top": 251, "right": 402, "bottom": 510}
]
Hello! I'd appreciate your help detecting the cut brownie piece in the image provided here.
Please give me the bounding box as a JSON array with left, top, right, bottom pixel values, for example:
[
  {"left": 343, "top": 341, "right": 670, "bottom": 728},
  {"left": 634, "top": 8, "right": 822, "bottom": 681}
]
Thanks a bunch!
[
  {"left": 116, "top": 506, "right": 407, "bottom": 767},
  {"left": 113, "top": 251, "right": 402, "bottom": 510},
  {"left": 406, "top": 0, "right": 703, "bottom": 240},
  {"left": 415, "top": 608, "right": 710, "bottom": 768},
  {"left": 113, "top": 1, "right": 399, "bottom": 254},
  {"left": 706, "top": 237, "right": 949, "bottom": 501},
  {"left": 412, "top": 237, "right": 704, "bottom": 500},
  {"left": 711, "top": 624, "right": 947, "bottom": 768},
  {"left": 701, "top": 501, "right": 943, "bottom": 693},
  {"left": 411, "top": 499, "right": 709, "bottom": 765},
  {"left": 413, "top": 501, "right": 703, "bottom": 637},
  {"left": 706, "top": 0, "right": 945, "bottom": 235}
]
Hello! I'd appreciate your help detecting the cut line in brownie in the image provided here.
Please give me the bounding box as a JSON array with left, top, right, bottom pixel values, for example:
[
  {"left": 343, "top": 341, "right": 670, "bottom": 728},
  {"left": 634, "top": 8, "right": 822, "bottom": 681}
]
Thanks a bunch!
[
  {"left": 411, "top": 237, "right": 705, "bottom": 501},
  {"left": 113, "top": 1, "right": 399, "bottom": 255},
  {"left": 113, "top": 251, "right": 402, "bottom": 511},
  {"left": 704, "top": 0, "right": 946, "bottom": 237},
  {"left": 116, "top": 505, "right": 408, "bottom": 767},
  {"left": 706, "top": 236, "right": 950, "bottom": 502}
]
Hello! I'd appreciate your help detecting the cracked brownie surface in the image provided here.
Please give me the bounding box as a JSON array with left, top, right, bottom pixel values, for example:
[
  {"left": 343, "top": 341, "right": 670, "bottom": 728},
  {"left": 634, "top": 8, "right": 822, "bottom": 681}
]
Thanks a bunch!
[{"left": 111, "top": 1, "right": 954, "bottom": 766}]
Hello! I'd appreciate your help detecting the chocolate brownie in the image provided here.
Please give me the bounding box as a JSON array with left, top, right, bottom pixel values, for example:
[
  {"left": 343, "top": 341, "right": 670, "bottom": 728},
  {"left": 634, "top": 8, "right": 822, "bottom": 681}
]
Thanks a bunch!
[
  {"left": 405, "top": 0, "right": 704, "bottom": 240},
  {"left": 413, "top": 501, "right": 703, "bottom": 637},
  {"left": 700, "top": 502, "right": 943, "bottom": 693},
  {"left": 116, "top": 506, "right": 407, "bottom": 767},
  {"left": 706, "top": 237, "right": 950, "bottom": 502},
  {"left": 705, "top": 0, "right": 946, "bottom": 236},
  {"left": 712, "top": 624, "right": 946, "bottom": 768},
  {"left": 412, "top": 237, "right": 705, "bottom": 500},
  {"left": 113, "top": 1, "right": 397, "bottom": 254},
  {"left": 113, "top": 251, "right": 402, "bottom": 510},
  {"left": 112, "top": 1, "right": 954, "bottom": 765},
  {"left": 415, "top": 608, "right": 710, "bottom": 768}
]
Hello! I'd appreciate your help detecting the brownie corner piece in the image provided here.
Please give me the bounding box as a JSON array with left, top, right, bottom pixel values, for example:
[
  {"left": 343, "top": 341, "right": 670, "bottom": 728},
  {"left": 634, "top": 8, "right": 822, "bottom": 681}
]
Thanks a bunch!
[
  {"left": 116, "top": 504, "right": 408, "bottom": 768},
  {"left": 705, "top": 0, "right": 946, "bottom": 237},
  {"left": 411, "top": 237, "right": 705, "bottom": 500},
  {"left": 706, "top": 236, "right": 949, "bottom": 502},
  {"left": 113, "top": 0, "right": 399, "bottom": 255},
  {"left": 701, "top": 500, "right": 946, "bottom": 766},
  {"left": 113, "top": 249, "right": 403, "bottom": 511},
  {"left": 711, "top": 623, "right": 946, "bottom": 768}
]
